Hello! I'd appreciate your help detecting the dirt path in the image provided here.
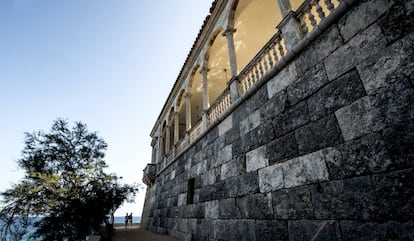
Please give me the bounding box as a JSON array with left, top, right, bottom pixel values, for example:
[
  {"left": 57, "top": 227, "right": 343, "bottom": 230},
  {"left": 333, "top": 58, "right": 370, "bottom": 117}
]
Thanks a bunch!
[{"left": 111, "top": 226, "right": 179, "bottom": 241}]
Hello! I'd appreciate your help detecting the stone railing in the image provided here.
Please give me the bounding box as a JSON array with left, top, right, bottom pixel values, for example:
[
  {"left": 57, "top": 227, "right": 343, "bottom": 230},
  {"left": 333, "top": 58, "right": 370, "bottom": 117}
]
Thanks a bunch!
[
  {"left": 166, "top": 151, "right": 174, "bottom": 164},
  {"left": 142, "top": 164, "right": 156, "bottom": 186},
  {"left": 239, "top": 31, "right": 286, "bottom": 95},
  {"left": 189, "top": 119, "right": 202, "bottom": 143},
  {"left": 295, "top": 0, "right": 340, "bottom": 35},
  {"left": 176, "top": 138, "right": 187, "bottom": 154},
  {"left": 207, "top": 88, "right": 232, "bottom": 125}
]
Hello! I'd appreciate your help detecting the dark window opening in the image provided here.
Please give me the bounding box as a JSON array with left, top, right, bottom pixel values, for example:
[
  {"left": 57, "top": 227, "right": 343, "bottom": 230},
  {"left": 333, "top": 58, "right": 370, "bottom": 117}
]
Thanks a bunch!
[{"left": 187, "top": 178, "right": 195, "bottom": 204}]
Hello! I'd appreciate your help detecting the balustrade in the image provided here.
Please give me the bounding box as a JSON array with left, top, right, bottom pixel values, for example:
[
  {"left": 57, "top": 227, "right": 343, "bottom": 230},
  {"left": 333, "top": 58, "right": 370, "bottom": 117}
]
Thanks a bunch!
[
  {"left": 296, "top": 0, "right": 339, "bottom": 35},
  {"left": 239, "top": 32, "right": 286, "bottom": 95},
  {"left": 176, "top": 138, "right": 187, "bottom": 154},
  {"left": 189, "top": 119, "right": 202, "bottom": 143},
  {"left": 207, "top": 88, "right": 232, "bottom": 125}
]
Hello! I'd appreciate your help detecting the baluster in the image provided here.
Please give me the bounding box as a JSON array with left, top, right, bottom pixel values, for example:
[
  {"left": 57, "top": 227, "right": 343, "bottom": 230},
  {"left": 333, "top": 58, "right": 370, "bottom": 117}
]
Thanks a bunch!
[
  {"left": 263, "top": 52, "right": 269, "bottom": 71},
  {"left": 272, "top": 44, "right": 279, "bottom": 63},
  {"left": 252, "top": 65, "right": 257, "bottom": 82},
  {"left": 299, "top": 12, "right": 309, "bottom": 34},
  {"left": 314, "top": 0, "right": 325, "bottom": 20},
  {"left": 249, "top": 69, "right": 255, "bottom": 86},
  {"left": 277, "top": 38, "right": 285, "bottom": 57},
  {"left": 267, "top": 47, "right": 274, "bottom": 67},
  {"left": 258, "top": 58, "right": 264, "bottom": 77},
  {"left": 308, "top": 5, "right": 317, "bottom": 27},
  {"left": 324, "top": 0, "right": 334, "bottom": 11},
  {"left": 219, "top": 102, "right": 223, "bottom": 114}
]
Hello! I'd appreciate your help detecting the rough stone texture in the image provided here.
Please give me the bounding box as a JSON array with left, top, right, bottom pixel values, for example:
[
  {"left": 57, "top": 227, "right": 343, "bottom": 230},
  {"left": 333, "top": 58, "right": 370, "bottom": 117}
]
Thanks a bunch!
[
  {"left": 235, "top": 193, "right": 273, "bottom": 219},
  {"left": 273, "top": 100, "right": 310, "bottom": 138},
  {"left": 218, "top": 198, "right": 236, "bottom": 219},
  {"left": 255, "top": 220, "right": 288, "bottom": 241},
  {"left": 295, "top": 114, "right": 343, "bottom": 155},
  {"left": 246, "top": 144, "right": 268, "bottom": 172},
  {"left": 336, "top": 81, "right": 414, "bottom": 141},
  {"left": 287, "top": 64, "right": 329, "bottom": 106},
  {"left": 288, "top": 220, "right": 341, "bottom": 241},
  {"left": 216, "top": 144, "right": 232, "bottom": 165},
  {"left": 258, "top": 163, "right": 284, "bottom": 193},
  {"left": 272, "top": 185, "right": 314, "bottom": 219},
  {"left": 378, "top": 0, "right": 414, "bottom": 44},
  {"left": 311, "top": 176, "right": 378, "bottom": 219},
  {"left": 205, "top": 200, "right": 219, "bottom": 219},
  {"left": 324, "top": 23, "right": 387, "bottom": 80},
  {"left": 373, "top": 168, "right": 414, "bottom": 220},
  {"left": 381, "top": 120, "right": 414, "bottom": 169},
  {"left": 267, "top": 62, "right": 298, "bottom": 98},
  {"left": 295, "top": 25, "right": 343, "bottom": 74},
  {"left": 218, "top": 114, "right": 232, "bottom": 136},
  {"left": 357, "top": 32, "right": 414, "bottom": 95},
  {"left": 324, "top": 133, "right": 392, "bottom": 179},
  {"left": 307, "top": 69, "right": 366, "bottom": 121},
  {"left": 220, "top": 155, "right": 245, "bottom": 180},
  {"left": 261, "top": 89, "right": 288, "bottom": 122},
  {"left": 230, "top": 220, "right": 256, "bottom": 241},
  {"left": 141, "top": 2, "right": 414, "bottom": 240},
  {"left": 266, "top": 132, "right": 298, "bottom": 165},
  {"left": 340, "top": 220, "right": 414, "bottom": 241},
  {"left": 240, "top": 109, "right": 261, "bottom": 136},
  {"left": 338, "top": 0, "right": 394, "bottom": 41},
  {"left": 283, "top": 149, "right": 330, "bottom": 188},
  {"left": 226, "top": 171, "right": 259, "bottom": 198}
]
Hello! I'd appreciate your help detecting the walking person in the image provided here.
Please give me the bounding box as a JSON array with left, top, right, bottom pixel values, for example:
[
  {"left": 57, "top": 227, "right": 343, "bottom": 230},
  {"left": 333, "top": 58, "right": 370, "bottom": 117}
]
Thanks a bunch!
[
  {"left": 124, "top": 213, "right": 129, "bottom": 228},
  {"left": 128, "top": 212, "right": 133, "bottom": 227}
]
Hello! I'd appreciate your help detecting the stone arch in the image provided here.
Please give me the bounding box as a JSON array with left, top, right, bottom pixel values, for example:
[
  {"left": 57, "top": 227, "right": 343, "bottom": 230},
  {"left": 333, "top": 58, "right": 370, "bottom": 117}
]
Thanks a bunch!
[
  {"left": 204, "top": 27, "right": 230, "bottom": 105},
  {"left": 230, "top": 0, "right": 283, "bottom": 72},
  {"left": 176, "top": 89, "right": 187, "bottom": 140},
  {"left": 189, "top": 65, "right": 203, "bottom": 127}
]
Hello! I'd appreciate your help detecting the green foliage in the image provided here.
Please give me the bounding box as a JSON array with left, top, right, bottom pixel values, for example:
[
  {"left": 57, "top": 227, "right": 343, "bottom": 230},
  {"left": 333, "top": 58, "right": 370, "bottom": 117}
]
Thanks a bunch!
[{"left": 0, "top": 119, "right": 138, "bottom": 241}]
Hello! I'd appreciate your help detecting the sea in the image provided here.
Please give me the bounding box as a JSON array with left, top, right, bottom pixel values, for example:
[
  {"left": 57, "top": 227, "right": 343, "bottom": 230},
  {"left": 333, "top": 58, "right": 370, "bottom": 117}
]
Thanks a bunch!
[
  {"left": 0, "top": 217, "right": 141, "bottom": 240},
  {"left": 113, "top": 216, "right": 141, "bottom": 224}
]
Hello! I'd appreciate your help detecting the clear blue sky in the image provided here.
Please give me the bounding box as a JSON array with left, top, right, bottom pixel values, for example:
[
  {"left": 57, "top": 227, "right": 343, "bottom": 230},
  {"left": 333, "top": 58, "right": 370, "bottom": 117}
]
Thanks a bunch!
[{"left": 0, "top": 0, "right": 213, "bottom": 216}]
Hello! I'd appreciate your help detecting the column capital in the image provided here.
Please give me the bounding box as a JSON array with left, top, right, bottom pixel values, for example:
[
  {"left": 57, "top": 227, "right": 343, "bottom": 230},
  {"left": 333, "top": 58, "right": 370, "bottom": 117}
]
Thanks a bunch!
[
  {"left": 222, "top": 28, "right": 237, "bottom": 37},
  {"left": 199, "top": 66, "right": 210, "bottom": 74}
]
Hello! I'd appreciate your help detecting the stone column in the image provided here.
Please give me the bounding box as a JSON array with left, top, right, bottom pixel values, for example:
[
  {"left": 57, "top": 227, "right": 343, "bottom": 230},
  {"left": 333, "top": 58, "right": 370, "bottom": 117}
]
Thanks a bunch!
[
  {"left": 185, "top": 93, "right": 192, "bottom": 130},
  {"left": 200, "top": 67, "right": 209, "bottom": 130},
  {"left": 223, "top": 28, "right": 238, "bottom": 77},
  {"left": 151, "top": 138, "right": 157, "bottom": 164},
  {"left": 200, "top": 67, "right": 210, "bottom": 110},
  {"left": 165, "top": 123, "right": 170, "bottom": 154},
  {"left": 157, "top": 127, "right": 164, "bottom": 163},
  {"left": 277, "top": 0, "right": 292, "bottom": 17},
  {"left": 223, "top": 28, "right": 240, "bottom": 102},
  {"left": 185, "top": 93, "right": 192, "bottom": 144},
  {"left": 174, "top": 111, "right": 179, "bottom": 145},
  {"left": 276, "top": 0, "right": 304, "bottom": 50}
]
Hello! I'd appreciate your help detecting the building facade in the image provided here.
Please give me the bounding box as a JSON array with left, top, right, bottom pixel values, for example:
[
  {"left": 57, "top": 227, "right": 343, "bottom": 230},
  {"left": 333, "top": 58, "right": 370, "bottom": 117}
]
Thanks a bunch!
[{"left": 142, "top": 0, "right": 414, "bottom": 240}]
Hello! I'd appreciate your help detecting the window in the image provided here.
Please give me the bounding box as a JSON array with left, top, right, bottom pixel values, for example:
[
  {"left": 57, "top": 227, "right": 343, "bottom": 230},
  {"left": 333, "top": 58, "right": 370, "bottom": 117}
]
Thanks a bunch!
[{"left": 187, "top": 178, "right": 195, "bottom": 204}]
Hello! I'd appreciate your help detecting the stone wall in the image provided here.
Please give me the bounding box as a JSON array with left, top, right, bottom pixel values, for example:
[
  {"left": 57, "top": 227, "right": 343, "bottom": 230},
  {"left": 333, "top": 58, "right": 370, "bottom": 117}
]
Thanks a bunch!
[{"left": 141, "top": 0, "right": 414, "bottom": 240}]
